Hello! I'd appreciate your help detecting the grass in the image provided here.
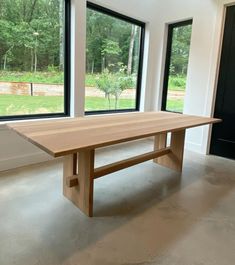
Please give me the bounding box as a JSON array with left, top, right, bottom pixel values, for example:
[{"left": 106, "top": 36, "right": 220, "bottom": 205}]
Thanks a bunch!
[
  {"left": 0, "top": 71, "right": 185, "bottom": 114},
  {"left": 85, "top": 97, "right": 136, "bottom": 111},
  {"left": 0, "top": 95, "right": 137, "bottom": 115},
  {"left": 166, "top": 99, "right": 184, "bottom": 113},
  {"left": 0, "top": 95, "right": 183, "bottom": 115},
  {"left": 0, "top": 71, "right": 64, "bottom": 84},
  {"left": 0, "top": 95, "right": 64, "bottom": 115}
]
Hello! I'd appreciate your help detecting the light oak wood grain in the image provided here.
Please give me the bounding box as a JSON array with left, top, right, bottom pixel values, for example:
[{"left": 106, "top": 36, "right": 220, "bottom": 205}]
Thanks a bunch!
[
  {"left": 94, "top": 147, "right": 171, "bottom": 179},
  {"left": 8, "top": 112, "right": 221, "bottom": 217},
  {"left": 154, "top": 130, "right": 185, "bottom": 172},
  {"left": 7, "top": 112, "right": 221, "bottom": 157},
  {"left": 63, "top": 150, "right": 94, "bottom": 217}
]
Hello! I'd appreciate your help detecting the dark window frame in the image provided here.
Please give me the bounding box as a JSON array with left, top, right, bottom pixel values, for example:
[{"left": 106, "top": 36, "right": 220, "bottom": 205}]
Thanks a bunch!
[
  {"left": 0, "top": 0, "right": 71, "bottom": 121},
  {"left": 85, "top": 1, "right": 145, "bottom": 115},
  {"left": 161, "top": 19, "right": 193, "bottom": 114}
]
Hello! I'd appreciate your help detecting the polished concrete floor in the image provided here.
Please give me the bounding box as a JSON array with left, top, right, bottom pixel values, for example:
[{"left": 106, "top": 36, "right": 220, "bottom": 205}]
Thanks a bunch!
[{"left": 0, "top": 139, "right": 235, "bottom": 265}]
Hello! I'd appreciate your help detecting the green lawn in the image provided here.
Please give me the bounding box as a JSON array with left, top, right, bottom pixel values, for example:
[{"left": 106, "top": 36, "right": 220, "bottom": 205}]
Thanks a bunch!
[
  {"left": 0, "top": 95, "right": 138, "bottom": 115},
  {"left": 0, "top": 95, "right": 64, "bottom": 115},
  {"left": 0, "top": 70, "right": 185, "bottom": 115},
  {"left": 166, "top": 99, "right": 184, "bottom": 113},
  {"left": 0, "top": 94, "right": 184, "bottom": 116},
  {"left": 85, "top": 97, "right": 136, "bottom": 111}
]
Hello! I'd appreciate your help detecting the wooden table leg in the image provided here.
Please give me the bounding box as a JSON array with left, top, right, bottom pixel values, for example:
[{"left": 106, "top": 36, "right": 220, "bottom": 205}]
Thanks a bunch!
[
  {"left": 154, "top": 130, "right": 186, "bottom": 172},
  {"left": 63, "top": 149, "right": 95, "bottom": 217}
]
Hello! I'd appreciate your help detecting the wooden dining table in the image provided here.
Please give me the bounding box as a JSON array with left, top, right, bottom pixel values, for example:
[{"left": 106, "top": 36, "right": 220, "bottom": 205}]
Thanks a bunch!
[{"left": 8, "top": 111, "right": 221, "bottom": 217}]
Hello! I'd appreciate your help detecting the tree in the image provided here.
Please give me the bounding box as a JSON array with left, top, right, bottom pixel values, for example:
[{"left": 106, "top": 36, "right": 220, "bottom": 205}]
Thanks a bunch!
[
  {"left": 0, "top": 0, "right": 62, "bottom": 72},
  {"left": 127, "top": 25, "right": 137, "bottom": 75},
  {"left": 95, "top": 66, "right": 134, "bottom": 109},
  {"left": 101, "top": 39, "right": 121, "bottom": 71},
  {"left": 170, "top": 25, "right": 192, "bottom": 76},
  {"left": 0, "top": 20, "right": 15, "bottom": 69}
]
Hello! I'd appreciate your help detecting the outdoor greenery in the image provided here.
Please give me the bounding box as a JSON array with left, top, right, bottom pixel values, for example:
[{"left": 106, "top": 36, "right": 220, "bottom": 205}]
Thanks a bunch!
[
  {"left": 85, "top": 7, "right": 142, "bottom": 109},
  {"left": 86, "top": 8, "right": 141, "bottom": 75},
  {"left": 0, "top": 70, "right": 186, "bottom": 91},
  {"left": 0, "top": 0, "right": 189, "bottom": 116},
  {"left": 170, "top": 24, "right": 192, "bottom": 76},
  {"left": 0, "top": 95, "right": 64, "bottom": 115},
  {"left": 0, "top": 0, "right": 64, "bottom": 72},
  {"left": 0, "top": 94, "right": 183, "bottom": 115},
  {"left": 0, "top": 70, "right": 64, "bottom": 84},
  {"left": 0, "top": 95, "right": 137, "bottom": 115},
  {"left": 164, "top": 23, "right": 192, "bottom": 113},
  {"left": 94, "top": 67, "right": 136, "bottom": 109}
]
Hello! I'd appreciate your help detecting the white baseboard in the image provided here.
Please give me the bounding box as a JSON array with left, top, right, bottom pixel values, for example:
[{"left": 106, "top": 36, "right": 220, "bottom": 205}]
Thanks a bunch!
[{"left": 0, "top": 152, "right": 52, "bottom": 172}]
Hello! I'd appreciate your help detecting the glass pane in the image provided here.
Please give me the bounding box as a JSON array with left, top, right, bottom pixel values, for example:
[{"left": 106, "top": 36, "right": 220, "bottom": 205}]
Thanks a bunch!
[
  {"left": 166, "top": 23, "right": 192, "bottom": 113},
  {"left": 85, "top": 8, "right": 142, "bottom": 112},
  {"left": 0, "top": 0, "right": 66, "bottom": 117}
]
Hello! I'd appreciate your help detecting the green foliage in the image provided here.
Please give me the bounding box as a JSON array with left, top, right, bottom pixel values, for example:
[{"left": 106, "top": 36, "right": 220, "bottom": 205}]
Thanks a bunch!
[
  {"left": 0, "top": 0, "right": 62, "bottom": 71},
  {"left": 86, "top": 8, "right": 140, "bottom": 74},
  {"left": 0, "top": 70, "right": 64, "bottom": 84},
  {"left": 101, "top": 39, "right": 121, "bottom": 56},
  {"left": 168, "top": 75, "right": 186, "bottom": 91},
  {"left": 170, "top": 24, "right": 192, "bottom": 76},
  {"left": 85, "top": 74, "right": 98, "bottom": 87},
  {"left": 95, "top": 67, "right": 135, "bottom": 109}
]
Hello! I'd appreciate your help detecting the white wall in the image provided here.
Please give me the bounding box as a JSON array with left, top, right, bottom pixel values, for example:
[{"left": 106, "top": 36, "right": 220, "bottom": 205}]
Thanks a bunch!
[
  {"left": 148, "top": 0, "right": 219, "bottom": 153},
  {"left": 0, "top": 0, "right": 233, "bottom": 171},
  {"left": 148, "top": 0, "right": 235, "bottom": 153},
  {"left": 0, "top": 0, "right": 87, "bottom": 172},
  {"left": 0, "top": 125, "right": 51, "bottom": 171}
]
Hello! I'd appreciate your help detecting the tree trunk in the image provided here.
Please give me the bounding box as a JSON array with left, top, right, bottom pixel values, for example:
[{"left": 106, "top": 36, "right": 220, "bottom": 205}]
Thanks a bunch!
[
  {"left": 28, "top": 0, "right": 38, "bottom": 23},
  {"left": 108, "top": 94, "right": 111, "bottom": 109},
  {"left": 3, "top": 54, "right": 7, "bottom": 70},
  {"left": 31, "top": 48, "right": 34, "bottom": 72},
  {"left": 102, "top": 57, "right": 105, "bottom": 72},
  {"left": 115, "top": 94, "right": 118, "bottom": 109},
  {"left": 59, "top": 0, "right": 65, "bottom": 71},
  {"left": 91, "top": 60, "right": 94, "bottom": 74},
  {"left": 34, "top": 47, "right": 37, "bottom": 72},
  {"left": 127, "top": 25, "right": 137, "bottom": 75}
]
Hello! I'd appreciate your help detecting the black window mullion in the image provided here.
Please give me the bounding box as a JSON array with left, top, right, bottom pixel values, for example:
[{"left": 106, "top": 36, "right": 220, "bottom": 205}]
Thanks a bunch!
[
  {"left": 161, "top": 19, "right": 193, "bottom": 113},
  {"left": 85, "top": 2, "right": 145, "bottom": 115},
  {"left": 0, "top": 0, "right": 71, "bottom": 121}
]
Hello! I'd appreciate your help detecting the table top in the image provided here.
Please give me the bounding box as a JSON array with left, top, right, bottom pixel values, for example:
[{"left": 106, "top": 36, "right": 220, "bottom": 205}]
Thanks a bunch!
[{"left": 8, "top": 112, "right": 221, "bottom": 157}]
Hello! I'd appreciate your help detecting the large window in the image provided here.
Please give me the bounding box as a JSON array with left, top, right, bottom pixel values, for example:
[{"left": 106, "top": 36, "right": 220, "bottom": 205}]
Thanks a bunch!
[
  {"left": 0, "top": 0, "right": 70, "bottom": 120},
  {"left": 162, "top": 20, "right": 192, "bottom": 113},
  {"left": 85, "top": 2, "right": 145, "bottom": 114}
]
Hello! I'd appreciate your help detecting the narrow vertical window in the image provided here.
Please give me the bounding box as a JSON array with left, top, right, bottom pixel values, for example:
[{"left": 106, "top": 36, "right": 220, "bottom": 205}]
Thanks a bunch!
[
  {"left": 0, "top": 0, "right": 70, "bottom": 120},
  {"left": 85, "top": 2, "right": 145, "bottom": 114},
  {"left": 162, "top": 20, "right": 192, "bottom": 113}
]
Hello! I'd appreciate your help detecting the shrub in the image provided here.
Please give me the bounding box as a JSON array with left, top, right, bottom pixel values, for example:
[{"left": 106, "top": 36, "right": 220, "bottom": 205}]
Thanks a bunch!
[
  {"left": 95, "top": 68, "right": 135, "bottom": 109},
  {"left": 168, "top": 75, "right": 186, "bottom": 91}
]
